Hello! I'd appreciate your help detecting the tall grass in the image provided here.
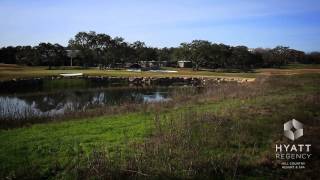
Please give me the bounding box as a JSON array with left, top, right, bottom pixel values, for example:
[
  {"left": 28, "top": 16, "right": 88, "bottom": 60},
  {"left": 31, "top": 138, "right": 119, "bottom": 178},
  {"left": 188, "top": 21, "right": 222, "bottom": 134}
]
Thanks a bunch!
[
  {"left": 0, "top": 97, "right": 51, "bottom": 128},
  {"left": 65, "top": 75, "right": 320, "bottom": 179},
  {"left": 1, "top": 74, "right": 319, "bottom": 179}
]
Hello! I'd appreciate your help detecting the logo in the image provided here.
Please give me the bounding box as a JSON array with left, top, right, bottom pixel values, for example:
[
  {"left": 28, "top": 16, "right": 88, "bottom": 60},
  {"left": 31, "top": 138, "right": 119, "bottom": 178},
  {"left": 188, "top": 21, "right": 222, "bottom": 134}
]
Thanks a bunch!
[
  {"left": 276, "top": 119, "right": 311, "bottom": 169},
  {"left": 284, "top": 119, "right": 303, "bottom": 141}
]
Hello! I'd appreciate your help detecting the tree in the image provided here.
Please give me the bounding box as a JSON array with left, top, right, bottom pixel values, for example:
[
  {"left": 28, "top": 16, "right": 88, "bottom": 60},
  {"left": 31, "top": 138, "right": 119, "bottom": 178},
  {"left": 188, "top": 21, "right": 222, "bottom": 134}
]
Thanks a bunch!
[
  {"left": 0, "top": 46, "right": 18, "bottom": 64},
  {"left": 15, "top": 46, "right": 40, "bottom": 65},
  {"left": 68, "top": 31, "right": 131, "bottom": 67},
  {"left": 174, "top": 40, "right": 212, "bottom": 70},
  {"left": 36, "top": 43, "right": 66, "bottom": 69},
  {"left": 131, "top": 41, "right": 146, "bottom": 62},
  {"left": 305, "top": 52, "right": 320, "bottom": 64},
  {"left": 287, "top": 49, "right": 305, "bottom": 63},
  {"left": 68, "top": 31, "right": 99, "bottom": 66},
  {"left": 229, "top": 46, "right": 252, "bottom": 69},
  {"left": 255, "top": 46, "right": 290, "bottom": 67},
  {"left": 52, "top": 44, "right": 68, "bottom": 66},
  {"left": 206, "top": 43, "right": 231, "bottom": 68},
  {"left": 1, "top": 31, "right": 315, "bottom": 69}
]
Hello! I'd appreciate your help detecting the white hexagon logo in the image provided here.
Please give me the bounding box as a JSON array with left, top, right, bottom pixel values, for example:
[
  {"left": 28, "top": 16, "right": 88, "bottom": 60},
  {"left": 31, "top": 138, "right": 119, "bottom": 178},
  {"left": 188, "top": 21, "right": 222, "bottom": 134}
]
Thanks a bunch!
[{"left": 284, "top": 119, "right": 303, "bottom": 141}]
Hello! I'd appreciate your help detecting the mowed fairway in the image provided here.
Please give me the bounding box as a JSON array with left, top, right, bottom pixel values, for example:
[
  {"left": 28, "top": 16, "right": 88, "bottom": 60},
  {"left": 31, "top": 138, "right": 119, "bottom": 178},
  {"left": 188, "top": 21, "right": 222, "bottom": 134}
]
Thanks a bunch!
[
  {"left": 0, "top": 64, "right": 254, "bottom": 80},
  {"left": 1, "top": 64, "right": 320, "bottom": 81}
]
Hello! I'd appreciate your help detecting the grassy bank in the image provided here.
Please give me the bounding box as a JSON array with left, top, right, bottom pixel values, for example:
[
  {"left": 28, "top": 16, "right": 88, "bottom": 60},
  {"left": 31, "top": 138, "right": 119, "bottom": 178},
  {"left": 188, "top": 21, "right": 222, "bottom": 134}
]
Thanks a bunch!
[
  {"left": 1, "top": 63, "right": 320, "bottom": 81},
  {"left": 0, "top": 64, "right": 255, "bottom": 81},
  {"left": 0, "top": 73, "right": 319, "bottom": 179}
]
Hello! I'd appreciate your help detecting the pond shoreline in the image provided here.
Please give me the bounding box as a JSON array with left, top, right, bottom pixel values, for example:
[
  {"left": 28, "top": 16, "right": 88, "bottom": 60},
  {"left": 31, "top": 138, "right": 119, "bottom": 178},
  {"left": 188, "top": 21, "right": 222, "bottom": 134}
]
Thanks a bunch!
[{"left": 0, "top": 75, "right": 255, "bottom": 90}]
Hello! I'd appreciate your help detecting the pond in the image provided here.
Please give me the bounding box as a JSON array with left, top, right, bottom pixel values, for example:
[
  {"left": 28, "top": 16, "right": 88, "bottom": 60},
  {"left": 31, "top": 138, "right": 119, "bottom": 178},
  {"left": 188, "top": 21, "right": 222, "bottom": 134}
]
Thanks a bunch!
[{"left": 0, "top": 78, "right": 199, "bottom": 121}]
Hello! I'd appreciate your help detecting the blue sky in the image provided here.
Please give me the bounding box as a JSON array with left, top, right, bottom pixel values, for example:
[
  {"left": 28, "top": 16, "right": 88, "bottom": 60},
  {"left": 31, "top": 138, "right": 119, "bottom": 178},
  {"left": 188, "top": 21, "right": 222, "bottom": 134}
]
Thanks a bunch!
[{"left": 0, "top": 0, "right": 319, "bottom": 52}]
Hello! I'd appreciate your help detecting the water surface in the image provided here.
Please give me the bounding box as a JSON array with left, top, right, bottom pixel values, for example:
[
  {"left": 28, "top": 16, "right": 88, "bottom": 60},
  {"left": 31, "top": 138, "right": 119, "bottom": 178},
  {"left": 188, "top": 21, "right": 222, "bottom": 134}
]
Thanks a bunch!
[{"left": 0, "top": 79, "right": 194, "bottom": 120}]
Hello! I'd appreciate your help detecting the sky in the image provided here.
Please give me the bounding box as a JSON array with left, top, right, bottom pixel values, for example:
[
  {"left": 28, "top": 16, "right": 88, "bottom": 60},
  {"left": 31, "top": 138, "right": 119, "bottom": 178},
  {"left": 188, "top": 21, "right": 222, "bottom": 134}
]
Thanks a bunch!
[{"left": 0, "top": 0, "right": 319, "bottom": 52}]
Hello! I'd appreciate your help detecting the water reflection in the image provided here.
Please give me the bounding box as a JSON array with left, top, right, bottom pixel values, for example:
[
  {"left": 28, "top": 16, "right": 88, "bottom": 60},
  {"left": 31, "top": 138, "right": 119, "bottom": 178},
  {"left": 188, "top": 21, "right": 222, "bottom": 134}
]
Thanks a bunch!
[{"left": 0, "top": 79, "right": 176, "bottom": 120}]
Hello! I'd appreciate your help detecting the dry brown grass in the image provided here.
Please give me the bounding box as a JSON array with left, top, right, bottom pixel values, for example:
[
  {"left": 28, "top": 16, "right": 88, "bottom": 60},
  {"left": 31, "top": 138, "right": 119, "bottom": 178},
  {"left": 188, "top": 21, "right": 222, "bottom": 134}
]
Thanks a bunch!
[
  {"left": 68, "top": 74, "right": 320, "bottom": 179},
  {"left": 1, "top": 72, "right": 319, "bottom": 179}
]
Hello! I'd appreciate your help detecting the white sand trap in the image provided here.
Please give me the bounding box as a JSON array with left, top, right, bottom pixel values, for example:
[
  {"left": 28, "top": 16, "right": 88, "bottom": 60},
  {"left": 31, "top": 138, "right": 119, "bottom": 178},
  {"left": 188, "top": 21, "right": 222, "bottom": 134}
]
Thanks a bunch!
[
  {"left": 60, "top": 73, "right": 83, "bottom": 77},
  {"left": 149, "top": 70, "right": 178, "bottom": 73}
]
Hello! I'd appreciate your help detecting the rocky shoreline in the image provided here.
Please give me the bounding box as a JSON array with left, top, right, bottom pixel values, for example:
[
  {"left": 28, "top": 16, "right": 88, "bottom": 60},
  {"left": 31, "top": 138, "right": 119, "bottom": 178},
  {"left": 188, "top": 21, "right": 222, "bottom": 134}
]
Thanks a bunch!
[{"left": 0, "top": 76, "right": 255, "bottom": 91}]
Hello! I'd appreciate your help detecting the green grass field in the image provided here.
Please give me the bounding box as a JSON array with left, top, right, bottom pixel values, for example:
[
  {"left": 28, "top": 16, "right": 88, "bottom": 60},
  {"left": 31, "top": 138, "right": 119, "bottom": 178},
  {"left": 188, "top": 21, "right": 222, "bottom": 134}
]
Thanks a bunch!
[
  {"left": 0, "top": 64, "right": 256, "bottom": 81},
  {"left": 0, "top": 65, "right": 320, "bottom": 179},
  {"left": 1, "top": 63, "right": 320, "bottom": 81}
]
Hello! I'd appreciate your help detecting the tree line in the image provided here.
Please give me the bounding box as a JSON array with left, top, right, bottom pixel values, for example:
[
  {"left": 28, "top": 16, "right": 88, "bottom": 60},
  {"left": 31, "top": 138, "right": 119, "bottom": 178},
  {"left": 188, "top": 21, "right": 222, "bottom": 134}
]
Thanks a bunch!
[{"left": 1, "top": 31, "right": 319, "bottom": 70}]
